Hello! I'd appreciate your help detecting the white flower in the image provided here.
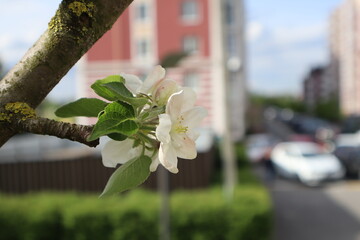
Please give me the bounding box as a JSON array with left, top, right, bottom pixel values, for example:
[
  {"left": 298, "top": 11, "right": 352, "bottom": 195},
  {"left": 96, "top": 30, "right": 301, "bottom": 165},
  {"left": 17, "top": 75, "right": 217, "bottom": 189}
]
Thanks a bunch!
[
  {"left": 154, "top": 88, "right": 207, "bottom": 173},
  {"left": 102, "top": 138, "right": 158, "bottom": 169},
  {"left": 122, "top": 65, "right": 180, "bottom": 106},
  {"left": 101, "top": 138, "right": 142, "bottom": 168}
]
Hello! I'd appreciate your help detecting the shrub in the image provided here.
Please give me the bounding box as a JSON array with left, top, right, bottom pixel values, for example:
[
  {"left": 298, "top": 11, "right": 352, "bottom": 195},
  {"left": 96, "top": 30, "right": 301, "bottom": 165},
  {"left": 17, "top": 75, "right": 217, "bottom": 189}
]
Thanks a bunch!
[{"left": 0, "top": 184, "right": 271, "bottom": 240}]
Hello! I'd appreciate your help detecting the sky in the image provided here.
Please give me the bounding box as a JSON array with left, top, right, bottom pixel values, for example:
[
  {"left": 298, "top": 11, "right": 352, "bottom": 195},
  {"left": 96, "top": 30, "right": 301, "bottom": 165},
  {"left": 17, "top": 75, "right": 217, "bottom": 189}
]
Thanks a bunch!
[
  {"left": 246, "top": 0, "right": 343, "bottom": 96},
  {"left": 0, "top": 0, "right": 344, "bottom": 101},
  {"left": 0, "top": 1, "right": 74, "bottom": 101}
]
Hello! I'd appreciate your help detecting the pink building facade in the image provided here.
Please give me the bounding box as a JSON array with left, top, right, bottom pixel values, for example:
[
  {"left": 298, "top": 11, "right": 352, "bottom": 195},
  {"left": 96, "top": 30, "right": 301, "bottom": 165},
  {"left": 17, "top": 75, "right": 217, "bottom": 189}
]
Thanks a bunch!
[
  {"left": 329, "top": 0, "right": 360, "bottom": 115},
  {"left": 77, "top": 0, "right": 246, "bottom": 140}
]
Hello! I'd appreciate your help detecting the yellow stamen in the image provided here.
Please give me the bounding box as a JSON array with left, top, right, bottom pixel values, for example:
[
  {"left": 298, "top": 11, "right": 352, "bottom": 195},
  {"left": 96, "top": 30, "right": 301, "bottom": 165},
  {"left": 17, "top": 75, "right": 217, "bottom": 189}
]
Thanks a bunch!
[{"left": 174, "top": 124, "right": 188, "bottom": 134}]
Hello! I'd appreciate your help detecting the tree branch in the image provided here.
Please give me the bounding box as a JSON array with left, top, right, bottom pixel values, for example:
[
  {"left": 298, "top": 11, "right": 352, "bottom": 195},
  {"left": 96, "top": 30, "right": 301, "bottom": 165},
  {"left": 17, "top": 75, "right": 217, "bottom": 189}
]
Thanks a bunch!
[
  {"left": 0, "top": 0, "right": 133, "bottom": 147},
  {"left": 5, "top": 117, "right": 98, "bottom": 148}
]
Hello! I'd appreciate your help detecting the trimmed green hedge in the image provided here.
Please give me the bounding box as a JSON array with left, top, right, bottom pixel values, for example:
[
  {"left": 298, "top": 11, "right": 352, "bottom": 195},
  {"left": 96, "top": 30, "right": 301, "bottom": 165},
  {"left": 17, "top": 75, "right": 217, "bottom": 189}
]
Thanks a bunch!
[
  {"left": 0, "top": 184, "right": 271, "bottom": 240},
  {"left": 171, "top": 186, "right": 272, "bottom": 240}
]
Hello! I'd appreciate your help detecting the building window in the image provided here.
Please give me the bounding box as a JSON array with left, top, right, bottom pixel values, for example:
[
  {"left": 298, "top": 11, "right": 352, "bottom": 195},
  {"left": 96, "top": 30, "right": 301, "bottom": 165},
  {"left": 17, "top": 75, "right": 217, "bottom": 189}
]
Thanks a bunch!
[
  {"left": 184, "top": 73, "right": 200, "bottom": 92},
  {"left": 227, "top": 34, "right": 237, "bottom": 56},
  {"left": 135, "top": 3, "right": 149, "bottom": 21},
  {"left": 182, "top": 36, "right": 199, "bottom": 54},
  {"left": 181, "top": 1, "right": 199, "bottom": 22},
  {"left": 225, "top": 1, "right": 234, "bottom": 25},
  {"left": 137, "top": 39, "right": 149, "bottom": 58}
]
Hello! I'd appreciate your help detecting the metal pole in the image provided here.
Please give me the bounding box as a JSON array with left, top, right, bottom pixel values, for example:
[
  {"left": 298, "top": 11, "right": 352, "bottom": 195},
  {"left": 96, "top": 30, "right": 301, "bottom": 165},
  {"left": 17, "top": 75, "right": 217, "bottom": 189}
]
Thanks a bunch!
[
  {"left": 219, "top": 0, "right": 237, "bottom": 202},
  {"left": 158, "top": 166, "right": 170, "bottom": 240}
]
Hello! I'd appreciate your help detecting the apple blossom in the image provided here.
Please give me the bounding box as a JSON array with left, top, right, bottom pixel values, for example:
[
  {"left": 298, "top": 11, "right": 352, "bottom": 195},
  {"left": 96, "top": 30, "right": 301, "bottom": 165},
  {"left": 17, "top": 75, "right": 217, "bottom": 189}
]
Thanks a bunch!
[
  {"left": 58, "top": 65, "right": 208, "bottom": 195},
  {"left": 122, "top": 65, "right": 180, "bottom": 106},
  {"left": 154, "top": 88, "right": 207, "bottom": 173},
  {"left": 101, "top": 138, "right": 142, "bottom": 168},
  {"left": 102, "top": 138, "right": 159, "bottom": 170}
]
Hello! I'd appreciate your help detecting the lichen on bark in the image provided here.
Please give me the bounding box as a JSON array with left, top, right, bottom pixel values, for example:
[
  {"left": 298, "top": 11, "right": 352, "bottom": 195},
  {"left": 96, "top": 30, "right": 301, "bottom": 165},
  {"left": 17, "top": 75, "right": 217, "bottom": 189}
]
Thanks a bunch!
[
  {"left": 68, "top": 1, "right": 95, "bottom": 17},
  {"left": 4, "top": 102, "right": 36, "bottom": 120}
]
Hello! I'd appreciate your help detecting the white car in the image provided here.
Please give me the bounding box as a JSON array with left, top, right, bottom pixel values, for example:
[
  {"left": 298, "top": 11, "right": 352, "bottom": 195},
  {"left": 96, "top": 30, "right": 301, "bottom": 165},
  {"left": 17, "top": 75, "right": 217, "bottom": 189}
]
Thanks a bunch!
[
  {"left": 246, "top": 134, "right": 278, "bottom": 163},
  {"left": 271, "top": 142, "right": 345, "bottom": 186}
]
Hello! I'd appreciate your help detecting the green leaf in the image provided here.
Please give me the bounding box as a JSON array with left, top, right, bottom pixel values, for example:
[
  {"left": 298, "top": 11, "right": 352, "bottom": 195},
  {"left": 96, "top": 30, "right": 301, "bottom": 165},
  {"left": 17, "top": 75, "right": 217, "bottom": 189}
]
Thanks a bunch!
[
  {"left": 55, "top": 98, "right": 108, "bottom": 118},
  {"left": 140, "top": 106, "right": 165, "bottom": 120},
  {"left": 88, "top": 117, "right": 139, "bottom": 141},
  {"left": 107, "top": 133, "right": 127, "bottom": 141},
  {"left": 88, "top": 102, "right": 139, "bottom": 141},
  {"left": 132, "top": 139, "right": 142, "bottom": 148},
  {"left": 100, "top": 155, "right": 152, "bottom": 197},
  {"left": 103, "top": 82, "right": 133, "bottom": 98},
  {"left": 88, "top": 101, "right": 138, "bottom": 141},
  {"left": 91, "top": 75, "right": 125, "bottom": 100},
  {"left": 102, "top": 82, "right": 149, "bottom": 107},
  {"left": 104, "top": 101, "right": 135, "bottom": 118}
]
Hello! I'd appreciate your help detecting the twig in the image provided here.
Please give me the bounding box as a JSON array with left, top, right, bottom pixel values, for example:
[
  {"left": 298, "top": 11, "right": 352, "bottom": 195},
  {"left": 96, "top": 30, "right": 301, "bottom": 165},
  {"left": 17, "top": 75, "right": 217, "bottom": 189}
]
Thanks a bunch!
[{"left": 5, "top": 117, "right": 98, "bottom": 148}]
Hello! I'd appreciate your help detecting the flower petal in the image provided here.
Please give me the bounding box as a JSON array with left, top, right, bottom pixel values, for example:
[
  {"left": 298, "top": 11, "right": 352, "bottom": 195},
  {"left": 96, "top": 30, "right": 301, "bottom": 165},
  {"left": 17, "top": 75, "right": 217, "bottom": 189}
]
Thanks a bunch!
[
  {"left": 181, "top": 106, "right": 208, "bottom": 129},
  {"left": 166, "top": 88, "right": 196, "bottom": 119},
  {"left": 187, "top": 129, "right": 200, "bottom": 141},
  {"left": 149, "top": 153, "right": 160, "bottom": 172},
  {"left": 156, "top": 114, "right": 172, "bottom": 143},
  {"left": 122, "top": 73, "right": 143, "bottom": 94},
  {"left": 101, "top": 139, "right": 141, "bottom": 168},
  {"left": 140, "top": 65, "right": 166, "bottom": 93},
  {"left": 172, "top": 134, "right": 197, "bottom": 159},
  {"left": 159, "top": 143, "right": 179, "bottom": 173},
  {"left": 152, "top": 79, "right": 179, "bottom": 106}
]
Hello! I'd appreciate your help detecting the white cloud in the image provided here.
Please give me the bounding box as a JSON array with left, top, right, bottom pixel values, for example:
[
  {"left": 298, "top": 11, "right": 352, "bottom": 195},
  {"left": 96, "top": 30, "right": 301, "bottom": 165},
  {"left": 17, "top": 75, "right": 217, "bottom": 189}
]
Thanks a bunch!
[
  {"left": 0, "top": 35, "right": 12, "bottom": 49},
  {"left": 272, "top": 23, "right": 327, "bottom": 46},
  {"left": 247, "top": 21, "right": 264, "bottom": 42},
  {"left": 247, "top": 21, "right": 329, "bottom": 96}
]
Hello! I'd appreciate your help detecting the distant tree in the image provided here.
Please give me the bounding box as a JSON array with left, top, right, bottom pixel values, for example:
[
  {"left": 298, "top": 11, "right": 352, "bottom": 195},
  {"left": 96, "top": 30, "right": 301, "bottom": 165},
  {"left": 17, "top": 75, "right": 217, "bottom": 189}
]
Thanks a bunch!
[
  {"left": 160, "top": 51, "right": 188, "bottom": 68},
  {"left": 250, "top": 94, "right": 305, "bottom": 113},
  {"left": 246, "top": 94, "right": 305, "bottom": 134},
  {"left": 314, "top": 98, "right": 341, "bottom": 122}
]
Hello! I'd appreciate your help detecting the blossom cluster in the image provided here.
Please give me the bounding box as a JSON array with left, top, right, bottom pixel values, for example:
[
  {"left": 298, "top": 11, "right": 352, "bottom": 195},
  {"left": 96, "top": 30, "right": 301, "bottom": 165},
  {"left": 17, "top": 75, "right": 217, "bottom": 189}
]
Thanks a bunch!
[{"left": 101, "top": 65, "right": 207, "bottom": 174}]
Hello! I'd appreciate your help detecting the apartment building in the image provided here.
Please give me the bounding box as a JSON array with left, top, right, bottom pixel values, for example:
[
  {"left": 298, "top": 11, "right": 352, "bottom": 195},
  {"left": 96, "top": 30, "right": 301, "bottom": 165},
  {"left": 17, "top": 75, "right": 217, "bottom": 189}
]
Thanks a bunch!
[{"left": 329, "top": 0, "right": 360, "bottom": 115}]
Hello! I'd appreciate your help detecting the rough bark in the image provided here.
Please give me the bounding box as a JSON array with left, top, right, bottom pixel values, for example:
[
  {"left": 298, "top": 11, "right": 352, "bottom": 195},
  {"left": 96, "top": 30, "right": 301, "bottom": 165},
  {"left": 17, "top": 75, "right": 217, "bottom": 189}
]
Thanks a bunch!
[
  {"left": 0, "top": 0, "right": 133, "bottom": 147},
  {"left": 5, "top": 117, "right": 98, "bottom": 148}
]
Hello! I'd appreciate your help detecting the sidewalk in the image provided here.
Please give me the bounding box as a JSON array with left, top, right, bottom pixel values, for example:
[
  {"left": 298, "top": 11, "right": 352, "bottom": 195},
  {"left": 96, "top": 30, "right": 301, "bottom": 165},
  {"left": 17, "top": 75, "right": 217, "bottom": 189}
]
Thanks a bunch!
[{"left": 254, "top": 165, "right": 360, "bottom": 240}]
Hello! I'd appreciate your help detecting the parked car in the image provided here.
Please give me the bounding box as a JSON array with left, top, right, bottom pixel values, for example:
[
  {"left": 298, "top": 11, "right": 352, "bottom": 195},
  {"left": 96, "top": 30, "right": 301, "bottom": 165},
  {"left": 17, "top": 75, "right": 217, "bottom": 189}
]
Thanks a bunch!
[
  {"left": 333, "top": 146, "right": 360, "bottom": 178},
  {"left": 271, "top": 142, "right": 345, "bottom": 186},
  {"left": 246, "top": 134, "right": 278, "bottom": 163}
]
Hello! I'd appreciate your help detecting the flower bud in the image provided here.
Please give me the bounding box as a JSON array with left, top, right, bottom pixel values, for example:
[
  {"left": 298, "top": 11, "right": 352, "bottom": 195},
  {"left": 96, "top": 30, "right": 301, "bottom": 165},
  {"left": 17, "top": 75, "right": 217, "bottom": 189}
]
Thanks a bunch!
[{"left": 152, "top": 79, "right": 180, "bottom": 106}]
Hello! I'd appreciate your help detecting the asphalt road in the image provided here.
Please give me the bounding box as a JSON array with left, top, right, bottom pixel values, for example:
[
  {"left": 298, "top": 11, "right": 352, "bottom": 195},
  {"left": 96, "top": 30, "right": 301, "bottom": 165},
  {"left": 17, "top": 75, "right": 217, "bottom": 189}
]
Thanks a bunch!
[{"left": 255, "top": 166, "right": 360, "bottom": 240}]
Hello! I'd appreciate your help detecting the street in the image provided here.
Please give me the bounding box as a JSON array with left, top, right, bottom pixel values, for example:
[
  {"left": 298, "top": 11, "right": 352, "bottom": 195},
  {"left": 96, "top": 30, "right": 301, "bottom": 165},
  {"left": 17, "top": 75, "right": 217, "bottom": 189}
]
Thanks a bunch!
[{"left": 255, "top": 166, "right": 360, "bottom": 240}]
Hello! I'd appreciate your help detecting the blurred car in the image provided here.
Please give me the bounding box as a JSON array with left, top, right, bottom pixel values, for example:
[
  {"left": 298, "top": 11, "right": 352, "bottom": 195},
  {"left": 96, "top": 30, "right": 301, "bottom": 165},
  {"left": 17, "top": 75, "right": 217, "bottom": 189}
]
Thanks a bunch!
[
  {"left": 246, "top": 134, "right": 278, "bottom": 163},
  {"left": 333, "top": 146, "right": 360, "bottom": 178},
  {"left": 271, "top": 142, "right": 345, "bottom": 186},
  {"left": 335, "top": 133, "right": 360, "bottom": 148}
]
